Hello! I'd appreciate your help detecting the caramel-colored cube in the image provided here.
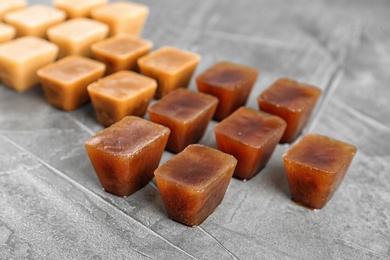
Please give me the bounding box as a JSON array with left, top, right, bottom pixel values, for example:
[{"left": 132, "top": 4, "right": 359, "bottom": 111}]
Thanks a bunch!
[
  {"left": 0, "top": 0, "right": 26, "bottom": 21},
  {"left": 148, "top": 89, "right": 218, "bottom": 153},
  {"left": 196, "top": 61, "right": 259, "bottom": 121},
  {"left": 0, "top": 22, "right": 15, "bottom": 43},
  {"left": 4, "top": 5, "right": 66, "bottom": 38},
  {"left": 0, "top": 36, "right": 58, "bottom": 92},
  {"left": 258, "top": 78, "right": 322, "bottom": 143},
  {"left": 154, "top": 144, "right": 237, "bottom": 226},
  {"left": 47, "top": 18, "right": 108, "bottom": 58},
  {"left": 88, "top": 71, "right": 157, "bottom": 127},
  {"left": 215, "top": 107, "right": 286, "bottom": 180},
  {"left": 37, "top": 55, "right": 105, "bottom": 111},
  {"left": 54, "top": 0, "right": 107, "bottom": 18},
  {"left": 91, "top": 35, "right": 152, "bottom": 75},
  {"left": 138, "top": 46, "right": 200, "bottom": 98},
  {"left": 91, "top": 2, "right": 149, "bottom": 37},
  {"left": 85, "top": 116, "right": 170, "bottom": 197},
  {"left": 283, "top": 133, "right": 357, "bottom": 209}
]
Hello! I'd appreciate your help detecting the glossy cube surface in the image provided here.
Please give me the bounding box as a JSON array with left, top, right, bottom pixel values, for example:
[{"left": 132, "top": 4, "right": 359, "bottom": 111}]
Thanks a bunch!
[
  {"left": 148, "top": 89, "right": 218, "bottom": 153},
  {"left": 258, "top": 78, "right": 322, "bottom": 143},
  {"left": 91, "top": 34, "right": 152, "bottom": 74},
  {"left": 215, "top": 107, "right": 286, "bottom": 180},
  {"left": 88, "top": 70, "right": 157, "bottom": 127},
  {"left": 138, "top": 46, "right": 200, "bottom": 98},
  {"left": 85, "top": 116, "right": 170, "bottom": 197},
  {"left": 154, "top": 144, "right": 237, "bottom": 226},
  {"left": 37, "top": 55, "right": 105, "bottom": 111},
  {"left": 283, "top": 133, "right": 357, "bottom": 209},
  {"left": 196, "top": 61, "right": 259, "bottom": 121}
]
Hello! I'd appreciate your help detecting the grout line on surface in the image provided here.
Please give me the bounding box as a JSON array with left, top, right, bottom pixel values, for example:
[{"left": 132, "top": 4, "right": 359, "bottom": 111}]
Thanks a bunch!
[
  {"left": 197, "top": 226, "right": 239, "bottom": 260},
  {"left": 305, "top": 66, "right": 345, "bottom": 134},
  {"left": 0, "top": 134, "right": 198, "bottom": 260},
  {"left": 205, "top": 0, "right": 230, "bottom": 29},
  {"left": 332, "top": 98, "right": 390, "bottom": 133},
  {"left": 65, "top": 114, "right": 96, "bottom": 136}
]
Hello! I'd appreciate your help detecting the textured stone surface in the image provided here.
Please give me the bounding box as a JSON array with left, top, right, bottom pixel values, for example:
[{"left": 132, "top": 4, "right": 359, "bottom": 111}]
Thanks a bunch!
[{"left": 1, "top": 0, "right": 389, "bottom": 259}]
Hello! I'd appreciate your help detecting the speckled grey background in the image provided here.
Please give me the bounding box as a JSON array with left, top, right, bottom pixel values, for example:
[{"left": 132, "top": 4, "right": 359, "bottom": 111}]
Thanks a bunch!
[{"left": 1, "top": 0, "right": 389, "bottom": 259}]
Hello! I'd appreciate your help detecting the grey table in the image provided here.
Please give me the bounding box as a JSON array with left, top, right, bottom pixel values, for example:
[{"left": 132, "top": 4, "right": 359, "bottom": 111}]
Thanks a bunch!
[{"left": 1, "top": 0, "right": 389, "bottom": 259}]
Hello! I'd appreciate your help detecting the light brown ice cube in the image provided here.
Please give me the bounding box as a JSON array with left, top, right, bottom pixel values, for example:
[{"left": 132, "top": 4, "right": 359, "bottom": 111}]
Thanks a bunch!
[
  {"left": 91, "top": 34, "right": 152, "bottom": 75},
  {"left": 88, "top": 70, "right": 157, "bottom": 127},
  {"left": 138, "top": 46, "right": 200, "bottom": 98},
  {"left": 37, "top": 55, "right": 105, "bottom": 111}
]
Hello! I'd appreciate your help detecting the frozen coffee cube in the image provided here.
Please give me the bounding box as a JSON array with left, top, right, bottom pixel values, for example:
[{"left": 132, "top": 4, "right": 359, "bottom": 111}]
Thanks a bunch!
[
  {"left": 91, "top": 34, "right": 152, "bottom": 75},
  {"left": 283, "top": 133, "right": 357, "bottom": 209},
  {"left": 0, "top": 22, "right": 15, "bottom": 43},
  {"left": 4, "top": 5, "right": 66, "bottom": 38},
  {"left": 0, "top": 36, "right": 58, "bottom": 92},
  {"left": 91, "top": 1, "right": 149, "bottom": 37},
  {"left": 54, "top": 0, "right": 107, "bottom": 18},
  {"left": 88, "top": 71, "right": 157, "bottom": 127},
  {"left": 196, "top": 61, "right": 259, "bottom": 121},
  {"left": 148, "top": 89, "right": 218, "bottom": 153},
  {"left": 47, "top": 18, "right": 108, "bottom": 58},
  {"left": 258, "top": 78, "right": 322, "bottom": 143},
  {"left": 85, "top": 116, "right": 170, "bottom": 197},
  {"left": 37, "top": 55, "right": 105, "bottom": 111},
  {"left": 138, "top": 46, "right": 200, "bottom": 98},
  {"left": 0, "top": 0, "right": 26, "bottom": 21},
  {"left": 215, "top": 107, "right": 286, "bottom": 180},
  {"left": 154, "top": 144, "right": 237, "bottom": 226}
]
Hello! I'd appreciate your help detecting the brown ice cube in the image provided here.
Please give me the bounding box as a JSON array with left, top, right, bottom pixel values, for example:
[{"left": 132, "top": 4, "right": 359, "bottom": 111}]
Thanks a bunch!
[
  {"left": 137, "top": 46, "right": 201, "bottom": 98},
  {"left": 258, "top": 78, "right": 322, "bottom": 143},
  {"left": 88, "top": 70, "right": 157, "bottom": 127},
  {"left": 148, "top": 88, "right": 218, "bottom": 153},
  {"left": 37, "top": 55, "right": 105, "bottom": 111},
  {"left": 91, "top": 34, "right": 152, "bottom": 75},
  {"left": 154, "top": 144, "right": 237, "bottom": 226},
  {"left": 85, "top": 116, "right": 170, "bottom": 197},
  {"left": 91, "top": 2, "right": 149, "bottom": 37},
  {"left": 283, "top": 133, "right": 357, "bottom": 209},
  {"left": 0, "top": 36, "right": 58, "bottom": 92},
  {"left": 196, "top": 61, "right": 259, "bottom": 121},
  {"left": 215, "top": 107, "right": 286, "bottom": 180},
  {"left": 47, "top": 18, "right": 108, "bottom": 58}
]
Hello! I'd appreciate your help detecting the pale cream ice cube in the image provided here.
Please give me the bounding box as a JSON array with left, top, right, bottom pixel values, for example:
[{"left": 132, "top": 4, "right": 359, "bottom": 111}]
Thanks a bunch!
[
  {"left": 0, "top": 36, "right": 58, "bottom": 92},
  {"left": 47, "top": 18, "right": 108, "bottom": 58}
]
